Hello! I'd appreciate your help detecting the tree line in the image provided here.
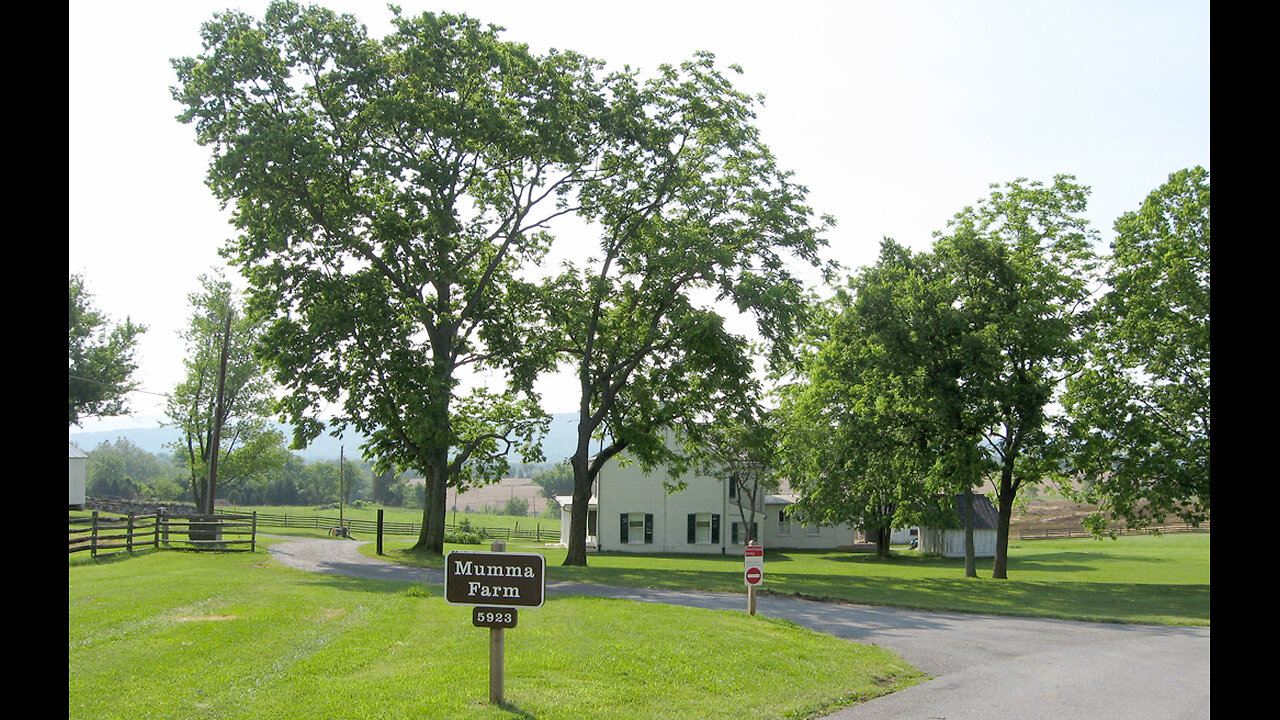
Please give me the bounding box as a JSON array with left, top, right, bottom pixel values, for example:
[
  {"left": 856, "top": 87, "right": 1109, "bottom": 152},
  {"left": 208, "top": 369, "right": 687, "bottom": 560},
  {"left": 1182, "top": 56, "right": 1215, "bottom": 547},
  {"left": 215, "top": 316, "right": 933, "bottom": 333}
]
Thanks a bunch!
[
  {"left": 775, "top": 168, "right": 1208, "bottom": 578},
  {"left": 81, "top": 435, "right": 388, "bottom": 508},
  {"left": 71, "top": 3, "right": 1208, "bottom": 577}
]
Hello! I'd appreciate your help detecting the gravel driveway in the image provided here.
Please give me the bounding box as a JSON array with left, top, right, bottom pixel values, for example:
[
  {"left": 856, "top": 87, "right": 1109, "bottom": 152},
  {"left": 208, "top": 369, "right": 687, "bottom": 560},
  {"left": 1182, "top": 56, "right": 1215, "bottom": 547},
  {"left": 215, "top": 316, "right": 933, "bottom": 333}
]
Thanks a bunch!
[{"left": 268, "top": 537, "right": 1210, "bottom": 719}]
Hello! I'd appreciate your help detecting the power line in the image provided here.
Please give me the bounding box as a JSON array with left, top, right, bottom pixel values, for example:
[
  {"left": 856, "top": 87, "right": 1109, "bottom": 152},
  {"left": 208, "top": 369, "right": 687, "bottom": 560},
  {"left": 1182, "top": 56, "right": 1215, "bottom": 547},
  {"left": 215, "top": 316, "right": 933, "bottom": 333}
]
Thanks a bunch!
[{"left": 68, "top": 373, "right": 171, "bottom": 399}]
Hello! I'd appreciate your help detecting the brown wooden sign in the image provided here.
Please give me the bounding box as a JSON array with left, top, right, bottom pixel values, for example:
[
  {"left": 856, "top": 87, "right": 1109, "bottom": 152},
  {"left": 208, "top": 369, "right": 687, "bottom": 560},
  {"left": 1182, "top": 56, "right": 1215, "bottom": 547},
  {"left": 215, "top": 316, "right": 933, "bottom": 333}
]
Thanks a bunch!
[{"left": 445, "top": 550, "right": 546, "bottom": 608}]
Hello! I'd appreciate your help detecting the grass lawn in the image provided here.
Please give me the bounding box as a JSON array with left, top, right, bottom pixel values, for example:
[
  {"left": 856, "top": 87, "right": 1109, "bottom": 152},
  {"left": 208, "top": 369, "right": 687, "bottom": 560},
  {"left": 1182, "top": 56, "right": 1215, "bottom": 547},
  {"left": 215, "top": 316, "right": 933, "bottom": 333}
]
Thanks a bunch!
[
  {"left": 375, "top": 532, "right": 1209, "bottom": 626},
  {"left": 69, "top": 545, "right": 920, "bottom": 720}
]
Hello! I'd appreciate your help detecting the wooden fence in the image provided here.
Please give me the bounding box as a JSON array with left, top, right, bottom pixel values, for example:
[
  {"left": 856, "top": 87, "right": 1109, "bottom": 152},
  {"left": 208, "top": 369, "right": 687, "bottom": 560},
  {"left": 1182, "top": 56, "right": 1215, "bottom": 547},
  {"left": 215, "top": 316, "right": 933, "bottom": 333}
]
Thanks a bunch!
[
  {"left": 69, "top": 510, "right": 258, "bottom": 558},
  {"left": 1013, "top": 519, "right": 1210, "bottom": 541},
  {"left": 222, "top": 508, "right": 560, "bottom": 544}
]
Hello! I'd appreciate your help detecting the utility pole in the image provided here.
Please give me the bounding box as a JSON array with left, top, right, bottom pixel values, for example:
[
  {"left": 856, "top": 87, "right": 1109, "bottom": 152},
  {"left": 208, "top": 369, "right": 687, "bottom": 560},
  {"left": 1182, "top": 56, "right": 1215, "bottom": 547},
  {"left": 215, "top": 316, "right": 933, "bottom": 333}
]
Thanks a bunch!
[{"left": 205, "top": 310, "right": 233, "bottom": 515}]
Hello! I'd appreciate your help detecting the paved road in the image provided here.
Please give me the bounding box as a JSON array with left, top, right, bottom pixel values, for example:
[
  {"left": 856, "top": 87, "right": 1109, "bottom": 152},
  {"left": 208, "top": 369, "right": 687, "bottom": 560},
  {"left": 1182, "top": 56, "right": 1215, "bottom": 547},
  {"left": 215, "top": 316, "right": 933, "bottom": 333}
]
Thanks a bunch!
[{"left": 267, "top": 537, "right": 1210, "bottom": 719}]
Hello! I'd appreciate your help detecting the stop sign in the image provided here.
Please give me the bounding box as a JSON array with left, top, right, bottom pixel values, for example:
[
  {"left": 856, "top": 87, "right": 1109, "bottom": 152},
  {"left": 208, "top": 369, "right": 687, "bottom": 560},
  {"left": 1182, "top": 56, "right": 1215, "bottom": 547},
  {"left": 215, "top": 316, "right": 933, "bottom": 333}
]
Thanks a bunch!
[{"left": 745, "top": 566, "right": 763, "bottom": 586}]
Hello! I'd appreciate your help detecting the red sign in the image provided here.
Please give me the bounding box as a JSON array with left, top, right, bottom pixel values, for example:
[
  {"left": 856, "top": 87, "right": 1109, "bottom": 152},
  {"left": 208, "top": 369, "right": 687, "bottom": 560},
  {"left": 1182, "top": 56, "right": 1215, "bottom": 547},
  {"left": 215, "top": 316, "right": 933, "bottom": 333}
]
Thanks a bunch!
[
  {"left": 745, "top": 566, "right": 763, "bottom": 586},
  {"left": 745, "top": 545, "right": 764, "bottom": 558}
]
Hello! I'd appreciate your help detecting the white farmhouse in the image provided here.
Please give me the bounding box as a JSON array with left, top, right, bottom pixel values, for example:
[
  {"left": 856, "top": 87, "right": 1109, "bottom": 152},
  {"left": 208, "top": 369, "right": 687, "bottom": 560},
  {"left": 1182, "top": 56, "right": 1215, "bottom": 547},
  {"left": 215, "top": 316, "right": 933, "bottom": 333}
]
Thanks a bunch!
[{"left": 555, "top": 452, "right": 858, "bottom": 554}]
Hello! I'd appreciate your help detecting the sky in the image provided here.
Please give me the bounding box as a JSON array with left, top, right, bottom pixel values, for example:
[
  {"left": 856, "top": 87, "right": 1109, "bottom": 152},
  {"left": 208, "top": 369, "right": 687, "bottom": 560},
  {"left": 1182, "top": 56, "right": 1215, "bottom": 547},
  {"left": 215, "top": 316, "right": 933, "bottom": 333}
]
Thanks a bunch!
[{"left": 68, "top": 0, "right": 1210, "bottom": 433}]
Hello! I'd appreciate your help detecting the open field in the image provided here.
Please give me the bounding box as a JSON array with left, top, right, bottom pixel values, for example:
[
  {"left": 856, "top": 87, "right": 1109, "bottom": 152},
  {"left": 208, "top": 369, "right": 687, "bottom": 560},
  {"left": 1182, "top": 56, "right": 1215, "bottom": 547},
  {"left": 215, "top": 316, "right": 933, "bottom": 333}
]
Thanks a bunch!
[
  {"left": 68, "top": 545, "right": 920, "bottom": 720},
  {"left": 378, "top": 532, "right": 1209, "bottom": 626}
]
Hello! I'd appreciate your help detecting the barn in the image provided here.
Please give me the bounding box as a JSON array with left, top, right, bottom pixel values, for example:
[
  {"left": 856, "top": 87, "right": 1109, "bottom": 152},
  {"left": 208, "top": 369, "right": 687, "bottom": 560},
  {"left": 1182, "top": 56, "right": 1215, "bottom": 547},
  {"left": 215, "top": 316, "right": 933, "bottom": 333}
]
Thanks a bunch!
[{"left": 917, "top": 494, "right": 1000, "bottom": 558}]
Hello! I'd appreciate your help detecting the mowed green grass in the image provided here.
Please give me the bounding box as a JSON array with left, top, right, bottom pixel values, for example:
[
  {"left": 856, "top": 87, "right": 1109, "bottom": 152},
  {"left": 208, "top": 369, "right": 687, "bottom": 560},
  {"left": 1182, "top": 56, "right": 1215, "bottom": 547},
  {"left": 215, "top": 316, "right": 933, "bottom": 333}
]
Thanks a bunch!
[
  {"left": 69, "top": 544, "right": 920, "bottom": 720},
  {"left": 379, "top": 532, "right": 1210, "bottom": 626}
]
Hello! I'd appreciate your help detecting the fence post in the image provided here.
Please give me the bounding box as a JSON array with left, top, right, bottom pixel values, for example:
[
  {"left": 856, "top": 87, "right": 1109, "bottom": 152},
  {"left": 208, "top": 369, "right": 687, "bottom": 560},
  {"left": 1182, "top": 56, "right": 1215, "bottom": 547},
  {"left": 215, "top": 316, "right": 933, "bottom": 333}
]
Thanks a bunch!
[
  {"left": 251, "top": 511, "right": 257, "bottom": 552},
  {"left": 91, "top": 511, "right": 99, "bottom": 559},
  {"left": 127, "top": 514, "right": 135, "bottom": 553},
  {"left": 377, "top": 509, "right": 384, "bottom": 556}
]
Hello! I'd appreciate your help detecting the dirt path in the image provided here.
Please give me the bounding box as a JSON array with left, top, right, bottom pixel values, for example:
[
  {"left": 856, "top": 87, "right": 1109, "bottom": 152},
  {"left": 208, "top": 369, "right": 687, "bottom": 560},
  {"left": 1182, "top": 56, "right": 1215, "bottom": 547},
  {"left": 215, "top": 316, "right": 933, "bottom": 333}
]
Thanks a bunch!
[{"left": 268, "top": 536, "right": 1210, "bottom": 720}]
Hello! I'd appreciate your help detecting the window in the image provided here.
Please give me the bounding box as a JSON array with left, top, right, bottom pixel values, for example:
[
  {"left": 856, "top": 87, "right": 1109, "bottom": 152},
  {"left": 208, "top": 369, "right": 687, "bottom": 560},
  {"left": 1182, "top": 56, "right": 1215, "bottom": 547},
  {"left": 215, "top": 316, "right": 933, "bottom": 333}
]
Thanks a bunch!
[
  {"left": 806, "top": 522, "right": 821, "bottom": 537},
  {"left": 731, "top": 521, "right": 758, "bottom": 545},
  {"left": 778, "top": 508, "right": 792, "bottom": 536},
  {"left": 620, "top": 513, "right": 653, "bottom": 544},
  {"left": 687, "top": 513, "right": 720, "bottom": 544}
]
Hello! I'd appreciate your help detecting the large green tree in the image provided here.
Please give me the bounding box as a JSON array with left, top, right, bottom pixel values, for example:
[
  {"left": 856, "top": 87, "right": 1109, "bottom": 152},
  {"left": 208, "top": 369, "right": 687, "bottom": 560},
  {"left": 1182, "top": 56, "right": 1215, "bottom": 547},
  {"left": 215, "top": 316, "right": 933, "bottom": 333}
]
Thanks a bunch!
[
  {"left": 781, "top": 174, "right": 1099, "bottom": 578},
  {"left": 544, "top": 53, "right": 833, "bottom": 566},
  {"left": 69, "top": 274, "right": 146, "bottom": 426},
  {"left": 166, "top": 271, "right": 288, "bottom": 514},
  {"left": 933, "top": 176, "right": 1100, "bottom": 578},
  {"left": 172, "top": 3, "right": 611, "bottom": 554},
  {"left": 776, "top": 244, "right": 965, "bottom": 562},
  {"left": 1060, "top": 167, "right": 1210, "bottom": 532}
]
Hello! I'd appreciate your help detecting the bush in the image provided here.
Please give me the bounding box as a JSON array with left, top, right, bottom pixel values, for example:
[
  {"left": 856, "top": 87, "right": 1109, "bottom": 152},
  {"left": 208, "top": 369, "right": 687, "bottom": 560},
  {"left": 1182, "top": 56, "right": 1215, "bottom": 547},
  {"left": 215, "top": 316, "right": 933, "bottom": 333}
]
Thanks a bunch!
[{"left": 444, "top": 518, "right": 486, "bottom": 545}]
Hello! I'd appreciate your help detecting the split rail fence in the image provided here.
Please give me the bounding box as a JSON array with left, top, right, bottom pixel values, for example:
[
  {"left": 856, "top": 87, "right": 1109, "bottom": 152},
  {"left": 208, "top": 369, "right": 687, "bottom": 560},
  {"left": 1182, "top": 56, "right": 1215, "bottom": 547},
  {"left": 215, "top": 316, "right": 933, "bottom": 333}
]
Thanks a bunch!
[
  {"left": 1013, "top": 519, "right": 1210, "bottom": 541},
  {"left": 223, "top": 508, "right": 559, "bottom": 544},
  {"left": 68, "top": 510, "right": 257, "bottom": 559}
]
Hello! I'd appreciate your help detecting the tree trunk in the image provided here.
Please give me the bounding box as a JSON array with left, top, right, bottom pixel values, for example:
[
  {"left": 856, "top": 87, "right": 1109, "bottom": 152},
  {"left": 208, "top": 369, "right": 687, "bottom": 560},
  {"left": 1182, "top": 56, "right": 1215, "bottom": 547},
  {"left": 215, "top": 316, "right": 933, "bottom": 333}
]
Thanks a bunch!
[
  {"left": 992, "top": 460, "right": 1018, "bottom": 579},
  {"left": 411, "top": 357, "right": 454, "bottom": 557},
  {"left": 875, "top": 525, "right": 891, "bottom": 559},
  {"left": 563, "top": 455, "right": 593, "bottom": 566},
  {"left": 963, "top": 487, "right": 977, "bottom": 578},
  {"left": 204, "top": 311, "right": 233, "bottom": 515},
  {"left": 564, "top": 424, "right": 627, "bottom": 566},
  {"left": 412, "top": 444, "right": 450, "bottom": 556}
]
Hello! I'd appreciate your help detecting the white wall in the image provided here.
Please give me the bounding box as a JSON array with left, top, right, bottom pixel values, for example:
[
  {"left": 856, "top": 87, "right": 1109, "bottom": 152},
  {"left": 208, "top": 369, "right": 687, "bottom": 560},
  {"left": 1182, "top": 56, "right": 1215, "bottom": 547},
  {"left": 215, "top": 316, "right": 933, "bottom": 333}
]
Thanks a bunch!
[
  {"left": 760, "top": 502, "right": 858, "bottom": 550},
  {"left": 598, "top": 459, "right": 751, "bottom": 554},
  {"left": 592, "top": 444, "right": 857, "bottom": 554},
  {"left": 69, "top": 444, "right": 87, "bottom": 508},
  {"left": 919, "top": 528, "right": 997, "bottom": 558}
]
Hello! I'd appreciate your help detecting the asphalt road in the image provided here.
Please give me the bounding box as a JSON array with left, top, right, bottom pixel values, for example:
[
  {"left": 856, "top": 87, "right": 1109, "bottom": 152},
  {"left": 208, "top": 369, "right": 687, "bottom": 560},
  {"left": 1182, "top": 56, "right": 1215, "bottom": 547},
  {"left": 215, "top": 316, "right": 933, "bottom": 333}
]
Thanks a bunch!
[{"left": 267, "top": 537, "right": 1210, "bottom": 719}]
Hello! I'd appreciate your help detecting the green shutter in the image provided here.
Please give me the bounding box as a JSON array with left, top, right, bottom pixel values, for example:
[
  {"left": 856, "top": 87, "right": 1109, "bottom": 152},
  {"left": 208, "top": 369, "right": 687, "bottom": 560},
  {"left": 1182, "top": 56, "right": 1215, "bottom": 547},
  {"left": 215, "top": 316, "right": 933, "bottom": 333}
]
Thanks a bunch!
[
  {"left": 687, "top": 514, "right": 696, "bottom": 544},
  {"left": 644, "top": 514, "right": 654, "bottom": 544},
  {"left": 711, "top": 514, "right": 721, "bottom": 544},
  {"left": 620, "top": 513, "right": 629, "bottom": 544}
]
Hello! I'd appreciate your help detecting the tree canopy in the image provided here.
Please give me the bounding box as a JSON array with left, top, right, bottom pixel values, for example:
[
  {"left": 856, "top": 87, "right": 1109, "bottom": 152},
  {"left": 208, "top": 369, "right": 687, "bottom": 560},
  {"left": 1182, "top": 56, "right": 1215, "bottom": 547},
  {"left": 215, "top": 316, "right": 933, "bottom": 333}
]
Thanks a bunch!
[
  {"left": 930, "top": 176, "right": 1100, "bottom": 578},
  {"left": 780, "top": 177, "right": 1099, "bottom": 576},
  {"left": 1060, "top": 167, "right": 1210, "bottom": 532},
  {"left": 69, "top": 274, "right": 146, "bottom": 426},
  {"left": 775, "top": 241, "right": 968, "bottom": 560},
  {"left": 172, "top": 2, "right": 611, "bottom": 554},
  {"left": 543, "top": 52, "right": 835, "bottom": 565}
]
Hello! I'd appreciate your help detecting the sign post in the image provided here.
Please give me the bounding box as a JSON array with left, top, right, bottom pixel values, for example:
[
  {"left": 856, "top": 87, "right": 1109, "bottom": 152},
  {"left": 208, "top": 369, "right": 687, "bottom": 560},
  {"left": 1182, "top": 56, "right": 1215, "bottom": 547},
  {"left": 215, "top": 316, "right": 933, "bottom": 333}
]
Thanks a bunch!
[
  {"left": 745, "top": 541, "right": 764, "bottom": 615},
  {"left": 446, "top": 540, "right": 546, "bottom": 706}
]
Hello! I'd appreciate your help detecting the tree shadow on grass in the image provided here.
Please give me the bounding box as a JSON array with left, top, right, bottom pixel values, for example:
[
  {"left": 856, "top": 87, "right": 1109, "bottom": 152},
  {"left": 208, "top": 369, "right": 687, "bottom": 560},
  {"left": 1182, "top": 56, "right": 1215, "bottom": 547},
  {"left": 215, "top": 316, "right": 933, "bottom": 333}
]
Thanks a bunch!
[{"left": 761, "top": 572, "right": 1209, "bottom": 625}]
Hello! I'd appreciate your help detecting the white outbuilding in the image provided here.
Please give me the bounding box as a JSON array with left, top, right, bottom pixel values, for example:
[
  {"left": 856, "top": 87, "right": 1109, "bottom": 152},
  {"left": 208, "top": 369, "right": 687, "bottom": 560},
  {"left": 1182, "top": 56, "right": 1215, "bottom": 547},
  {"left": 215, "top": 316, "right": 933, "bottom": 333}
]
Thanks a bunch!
[
  {"left": 69, "top": 443, "right": 88, "bottom": 509},
  {"left": 916, "top": 494, "right": 1000, "bottom": 558}
]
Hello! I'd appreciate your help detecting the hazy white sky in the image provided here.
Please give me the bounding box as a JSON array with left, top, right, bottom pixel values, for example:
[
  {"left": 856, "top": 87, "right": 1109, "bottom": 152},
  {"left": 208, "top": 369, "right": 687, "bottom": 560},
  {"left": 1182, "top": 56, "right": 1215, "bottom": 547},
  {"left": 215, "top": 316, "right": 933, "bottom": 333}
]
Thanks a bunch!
[{"left": 69, "top": 0, "right": 1210, "bottom": 431}]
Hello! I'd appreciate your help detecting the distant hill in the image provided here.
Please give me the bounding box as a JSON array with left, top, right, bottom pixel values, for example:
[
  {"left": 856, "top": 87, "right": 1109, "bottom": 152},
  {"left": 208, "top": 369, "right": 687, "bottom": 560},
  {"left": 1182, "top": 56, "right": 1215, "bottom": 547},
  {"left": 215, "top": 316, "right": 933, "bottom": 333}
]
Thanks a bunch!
[{"left": 69, "top": 413, "right": 585, "bottom": 465}]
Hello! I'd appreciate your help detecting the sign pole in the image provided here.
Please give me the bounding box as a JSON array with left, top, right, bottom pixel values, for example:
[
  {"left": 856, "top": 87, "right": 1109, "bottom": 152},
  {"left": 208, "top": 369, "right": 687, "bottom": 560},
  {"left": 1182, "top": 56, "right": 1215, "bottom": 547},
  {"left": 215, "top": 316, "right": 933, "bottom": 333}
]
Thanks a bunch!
[
  {"left": 489, "top": 540, "right": 505, "bottom": 706},
  {"left": 445, "top": 538, "right": 544, "bottom": 707},
  {"left": 745, "top": 541, "right": 764, "bottom": 616}
]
